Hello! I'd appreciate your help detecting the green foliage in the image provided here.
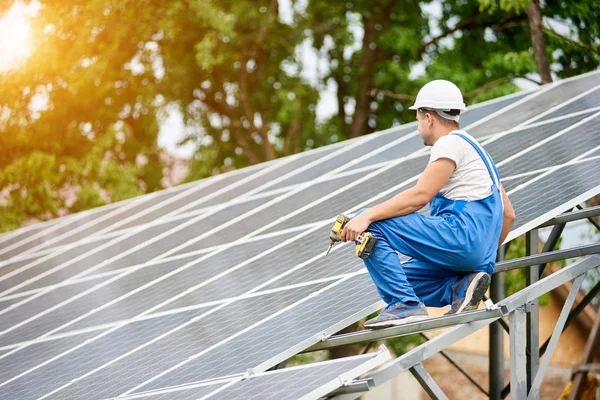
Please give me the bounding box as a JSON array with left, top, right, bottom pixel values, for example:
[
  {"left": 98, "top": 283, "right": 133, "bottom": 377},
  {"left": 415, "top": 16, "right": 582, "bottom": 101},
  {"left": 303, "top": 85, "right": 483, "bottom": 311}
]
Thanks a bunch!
[
  {"left": 1, "top": 0, "right": 598, "bottom": 231},
  {"left": 0, "top": 131, "right": 144, "bottom": 231},
  {"left": 478, "top": 0, "right": 532, "bottom": 14},
  {"left": 503, "top": 235, "right": 558, "bottom": 305}
]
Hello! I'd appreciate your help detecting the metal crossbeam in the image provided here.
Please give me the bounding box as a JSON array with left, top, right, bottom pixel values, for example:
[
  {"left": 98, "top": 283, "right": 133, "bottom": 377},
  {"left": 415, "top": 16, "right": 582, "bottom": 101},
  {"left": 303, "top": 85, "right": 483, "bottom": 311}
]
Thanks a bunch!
[
  {"left": 421, "top": 333, "right": 489, "bottom": 397},
  {"left": 495, "top": 243, "right": 600, "bottom": 273},
  {"left": 409, "top": 363, "right": 449, "bottom": 400},
  {"left": 302, "top": 309, "right": 503, "bottom": 353},
  {"left": 538, "top": 205, "right": 600, "bottom": 227},
  {"left": 307, "top": 255, "right": 600, "bottom": 353},
  {"left": 528, "top": 274, "right": 584, "bottom": 399}
]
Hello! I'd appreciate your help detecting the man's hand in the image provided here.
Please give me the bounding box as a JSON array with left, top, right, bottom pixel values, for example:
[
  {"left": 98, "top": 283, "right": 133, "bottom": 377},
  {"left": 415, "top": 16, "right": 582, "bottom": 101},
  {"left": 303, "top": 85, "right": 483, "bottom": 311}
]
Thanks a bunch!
[{"left": 340, "top": 214, "right": 371, "bottom": 242}]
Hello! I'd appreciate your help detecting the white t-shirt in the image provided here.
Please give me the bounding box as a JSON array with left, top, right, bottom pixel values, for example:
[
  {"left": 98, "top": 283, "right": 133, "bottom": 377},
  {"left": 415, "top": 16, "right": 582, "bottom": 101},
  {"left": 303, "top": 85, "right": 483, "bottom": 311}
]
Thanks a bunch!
[{"left": 428, "top": 131, "right": 494, "bottom": 201}]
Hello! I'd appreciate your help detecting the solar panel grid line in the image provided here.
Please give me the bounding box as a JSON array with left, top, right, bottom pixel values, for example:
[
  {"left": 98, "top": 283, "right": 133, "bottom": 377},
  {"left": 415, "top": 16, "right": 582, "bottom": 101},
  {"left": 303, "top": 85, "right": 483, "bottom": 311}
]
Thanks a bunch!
[
  {"left": 500, "top": 154, "right": 600, "bottom": 193},
  {"left": 536, "top": 93, "right": 600, "bottom": 124},
  {"left": 0, "top": 197, "right": 286, "bottom": 298},
  {"left": 471, "top": 71, "right": 600, "bottom": 137},
  {"left": 117, "top": 274, "right": 381, "bottom": 397},
  {"left": 0, "top": 184, "right": 196, "bottom": 259},
  {"left": 504, "top": 149, "right": 600, "bottom": 243},
  {"left": 199, "top": 347, "right": 391, "bottom": 400},
  {"left": 522, "top": 83, "right": 600, "bottom": 126},
  {"left": 482, "top": 110, "right": 600, "bottom": 170},
  {"left": 35, "top": 278, "right": 352, "bottom": 399},
  {"left": 0, "top": 229, "right": 128, "bottom": 270},
  {"left": 5, "top": 232, "right": 353, "bottom": 396},
  {"left": 111, "top": 376, "right": 237, "bottom": 400},
  {"left": 13, "top": 171, "right": 239, "bottom": 259},
  {"left": 0, "top": 212, "right": 94, "bottom": 260},
  {"left": 0, "top": 271, "right": 367, "bottom": 353},
  {"left": 0, "top": 123, "right": 417, "bottom": 296},
  {"left": 457, "top": 76, "right": 556, "bottom": 134},
  {"left": 515, "top": 107, "right": 600, "bottom": 131},
  {"left": 116, "top": 129, "right": 434, "bottom": 263},
  {"left": 0, "top": 157, "right": 283, "bottom": 268},
  {"left": 0, "top": 266, "right": 129, "bottom": 302},
  {"left": 0, "top": 225, "right": 332, "bottom": 371},
  {"left": 0, "top": 223, "right": 312, "bottom": 299}
]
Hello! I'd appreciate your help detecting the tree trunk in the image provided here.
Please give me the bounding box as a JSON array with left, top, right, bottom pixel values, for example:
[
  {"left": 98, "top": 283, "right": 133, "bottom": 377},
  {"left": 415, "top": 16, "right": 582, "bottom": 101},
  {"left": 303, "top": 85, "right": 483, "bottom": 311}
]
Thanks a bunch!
[
  {"left": 525, "top": 0, "right": 552, "bottom": 84},
  {"left": 350, "top": 16, "right": 377, "bottom": 138},
  {"left": 335, "top": 73, "right": 346, "bottom": 124}
]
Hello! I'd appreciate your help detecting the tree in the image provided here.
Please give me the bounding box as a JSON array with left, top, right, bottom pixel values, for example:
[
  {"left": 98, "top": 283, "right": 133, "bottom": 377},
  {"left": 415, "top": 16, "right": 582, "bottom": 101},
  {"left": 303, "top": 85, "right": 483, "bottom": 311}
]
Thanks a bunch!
[
  {"left": 0, "top": 0, "right": 168, "bottom": 231},
  {"left": 157, "top": 0, "right": 319, "bottom": 176}
]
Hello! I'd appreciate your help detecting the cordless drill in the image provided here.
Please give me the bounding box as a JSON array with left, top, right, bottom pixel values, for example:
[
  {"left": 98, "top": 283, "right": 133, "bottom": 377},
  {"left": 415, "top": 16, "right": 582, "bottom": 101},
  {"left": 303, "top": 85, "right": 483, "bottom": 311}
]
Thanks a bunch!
[{"left": 326, "top": 214, "right": 377, "bottom": 259}]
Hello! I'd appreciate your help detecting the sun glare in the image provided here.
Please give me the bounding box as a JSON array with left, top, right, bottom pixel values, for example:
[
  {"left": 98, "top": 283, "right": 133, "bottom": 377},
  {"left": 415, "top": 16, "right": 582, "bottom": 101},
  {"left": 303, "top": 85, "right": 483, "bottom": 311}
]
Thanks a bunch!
[{"left": 0, "top": 4, "right": 32, "bottom": 72}]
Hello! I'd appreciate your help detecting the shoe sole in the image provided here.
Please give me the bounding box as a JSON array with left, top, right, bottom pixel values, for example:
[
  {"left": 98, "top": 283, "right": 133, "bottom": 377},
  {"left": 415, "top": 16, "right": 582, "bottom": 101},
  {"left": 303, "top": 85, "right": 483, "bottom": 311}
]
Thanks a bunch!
[
  {"left": 453, "top": 272, "right": 490, "bottom": 314},
  {"left": 364, "top": 315, "right": 429, "bottom": 330}
]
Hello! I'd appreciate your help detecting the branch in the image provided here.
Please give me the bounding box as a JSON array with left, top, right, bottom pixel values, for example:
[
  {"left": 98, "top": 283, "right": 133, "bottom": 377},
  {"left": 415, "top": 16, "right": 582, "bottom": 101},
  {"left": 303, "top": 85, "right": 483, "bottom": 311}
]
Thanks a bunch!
[
  {"left": 369, "top": 88, "right": 415, "bottom": 102},
  {"left": 371, "top": 75, "right": 542, "bottom": 105},
  {"left": 418, "top": 13, "right": 481, "bottom": 53},
  {"left": 463, "top": 75, "right": 541, "bottom": 99},
  {"left": 250, "top": 0, "right": 279, "bottom": 58},
  {"left": 543, "top": 25, "right": 600, "bottom": 57}
]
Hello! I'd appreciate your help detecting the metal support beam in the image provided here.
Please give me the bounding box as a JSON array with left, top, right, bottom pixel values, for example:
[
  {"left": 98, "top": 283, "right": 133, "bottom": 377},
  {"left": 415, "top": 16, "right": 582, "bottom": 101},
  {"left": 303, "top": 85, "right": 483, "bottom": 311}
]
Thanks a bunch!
[
  {"left": 302, "top": 309, "right": 503, "bottom": 353},
  {"left": 540, "top": 279, "right": 600, "bottom": 356},
  {"left": 368, "top": 317, "right": 499, "bottom": 388},
  {"left": 421, "top": 333, "right": 489, "bottom": 397},
  {"left": 306, "top": 256, "right": 600, "bottom": 354},
  {"left": 570, "top": 308, "right": 600, "bottom": 399},
  {"left": 526, "top": 230, "right": 540, "bottom": 397},
  {"left": 576, "top": 204, "right": 600, "bottom": 232},
  {"left": 537, "top": 222, "right": 566, "bottom": 278},
  {"left": 538, "top": 205, "right": 600, "bottom": 227},
  {"left": 510, "top": 307, "right": 527, "bottom": 400},
  {"left": 528, "top": 274, "right": 584, "bottom": 399},
  {"left": 495, "top": 243, "right": 600, "bottom": 273},
  {"left": 409, "top": 363, "right": 449, "bottom": 400},
  {"left": 490, "top": 247, "right": 506, "bottom": 400}
]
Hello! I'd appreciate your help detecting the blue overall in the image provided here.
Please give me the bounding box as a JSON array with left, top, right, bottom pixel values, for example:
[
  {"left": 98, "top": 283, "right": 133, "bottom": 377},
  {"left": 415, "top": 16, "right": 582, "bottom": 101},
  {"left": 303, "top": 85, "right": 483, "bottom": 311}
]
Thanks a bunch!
[{"left": 358, "top": 132, "right": 504, "bottom": 308}]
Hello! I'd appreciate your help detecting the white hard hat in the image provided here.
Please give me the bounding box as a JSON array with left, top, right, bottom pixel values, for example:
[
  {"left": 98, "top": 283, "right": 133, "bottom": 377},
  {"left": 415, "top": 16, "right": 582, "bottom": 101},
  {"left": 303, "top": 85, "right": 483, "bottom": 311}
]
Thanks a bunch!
[{"left": 409, "top": 80, "right": 466, "bottom": 112}]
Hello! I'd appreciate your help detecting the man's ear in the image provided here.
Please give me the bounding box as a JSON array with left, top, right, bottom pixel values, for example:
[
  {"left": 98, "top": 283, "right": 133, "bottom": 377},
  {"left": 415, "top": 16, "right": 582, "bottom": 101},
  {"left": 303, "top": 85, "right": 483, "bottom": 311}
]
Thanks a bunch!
[{"left": 426, "top": 112, "right": 434, "bottom": 128}]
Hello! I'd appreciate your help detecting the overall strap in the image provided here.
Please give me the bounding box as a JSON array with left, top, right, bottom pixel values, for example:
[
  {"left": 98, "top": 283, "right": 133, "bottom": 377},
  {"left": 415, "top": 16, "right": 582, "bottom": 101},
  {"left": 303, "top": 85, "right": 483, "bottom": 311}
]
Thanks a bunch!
[{"left": 451, "top": 132, "right": 501, "bottom": 190}]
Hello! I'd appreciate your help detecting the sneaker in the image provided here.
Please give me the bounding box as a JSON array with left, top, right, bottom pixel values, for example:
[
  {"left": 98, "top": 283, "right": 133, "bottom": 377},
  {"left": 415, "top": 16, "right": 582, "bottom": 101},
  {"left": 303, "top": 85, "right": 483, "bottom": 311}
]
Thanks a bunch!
[
  {"left": 445, "top": 272, "right": 491, "bottom": 315},
  {"left": 364, "top": 302, "right": 429, "bottom": 329}
]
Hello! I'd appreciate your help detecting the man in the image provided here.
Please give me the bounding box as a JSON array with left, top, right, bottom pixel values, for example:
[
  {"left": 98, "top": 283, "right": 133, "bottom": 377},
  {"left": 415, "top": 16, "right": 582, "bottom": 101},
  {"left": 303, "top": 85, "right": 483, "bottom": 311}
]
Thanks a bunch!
[{"left": 340, "top": 80, "right": 516, "bottom": 329}]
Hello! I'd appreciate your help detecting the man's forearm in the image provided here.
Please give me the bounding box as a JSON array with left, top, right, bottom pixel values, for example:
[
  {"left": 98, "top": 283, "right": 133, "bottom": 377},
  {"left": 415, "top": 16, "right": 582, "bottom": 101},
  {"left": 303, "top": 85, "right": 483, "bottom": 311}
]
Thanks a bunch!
[
  {"left": 498, "top": 215, "right": 514, "bottom": 246},
  {"left": 361, "top": 188, "right": 428, "bottom": 223}
]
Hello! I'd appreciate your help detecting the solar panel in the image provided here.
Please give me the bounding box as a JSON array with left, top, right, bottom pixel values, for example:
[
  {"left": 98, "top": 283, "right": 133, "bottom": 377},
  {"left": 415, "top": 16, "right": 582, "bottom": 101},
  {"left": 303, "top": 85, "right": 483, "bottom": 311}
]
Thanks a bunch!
[
  {"left": 205, "top": 349, "right": 390, "bottom": 400},
  {"left": 0, "top": 70, "right": 599, "bottom": 399},
  {"left": 534, "top": 85, "right": 600, "bottom": 123}
]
